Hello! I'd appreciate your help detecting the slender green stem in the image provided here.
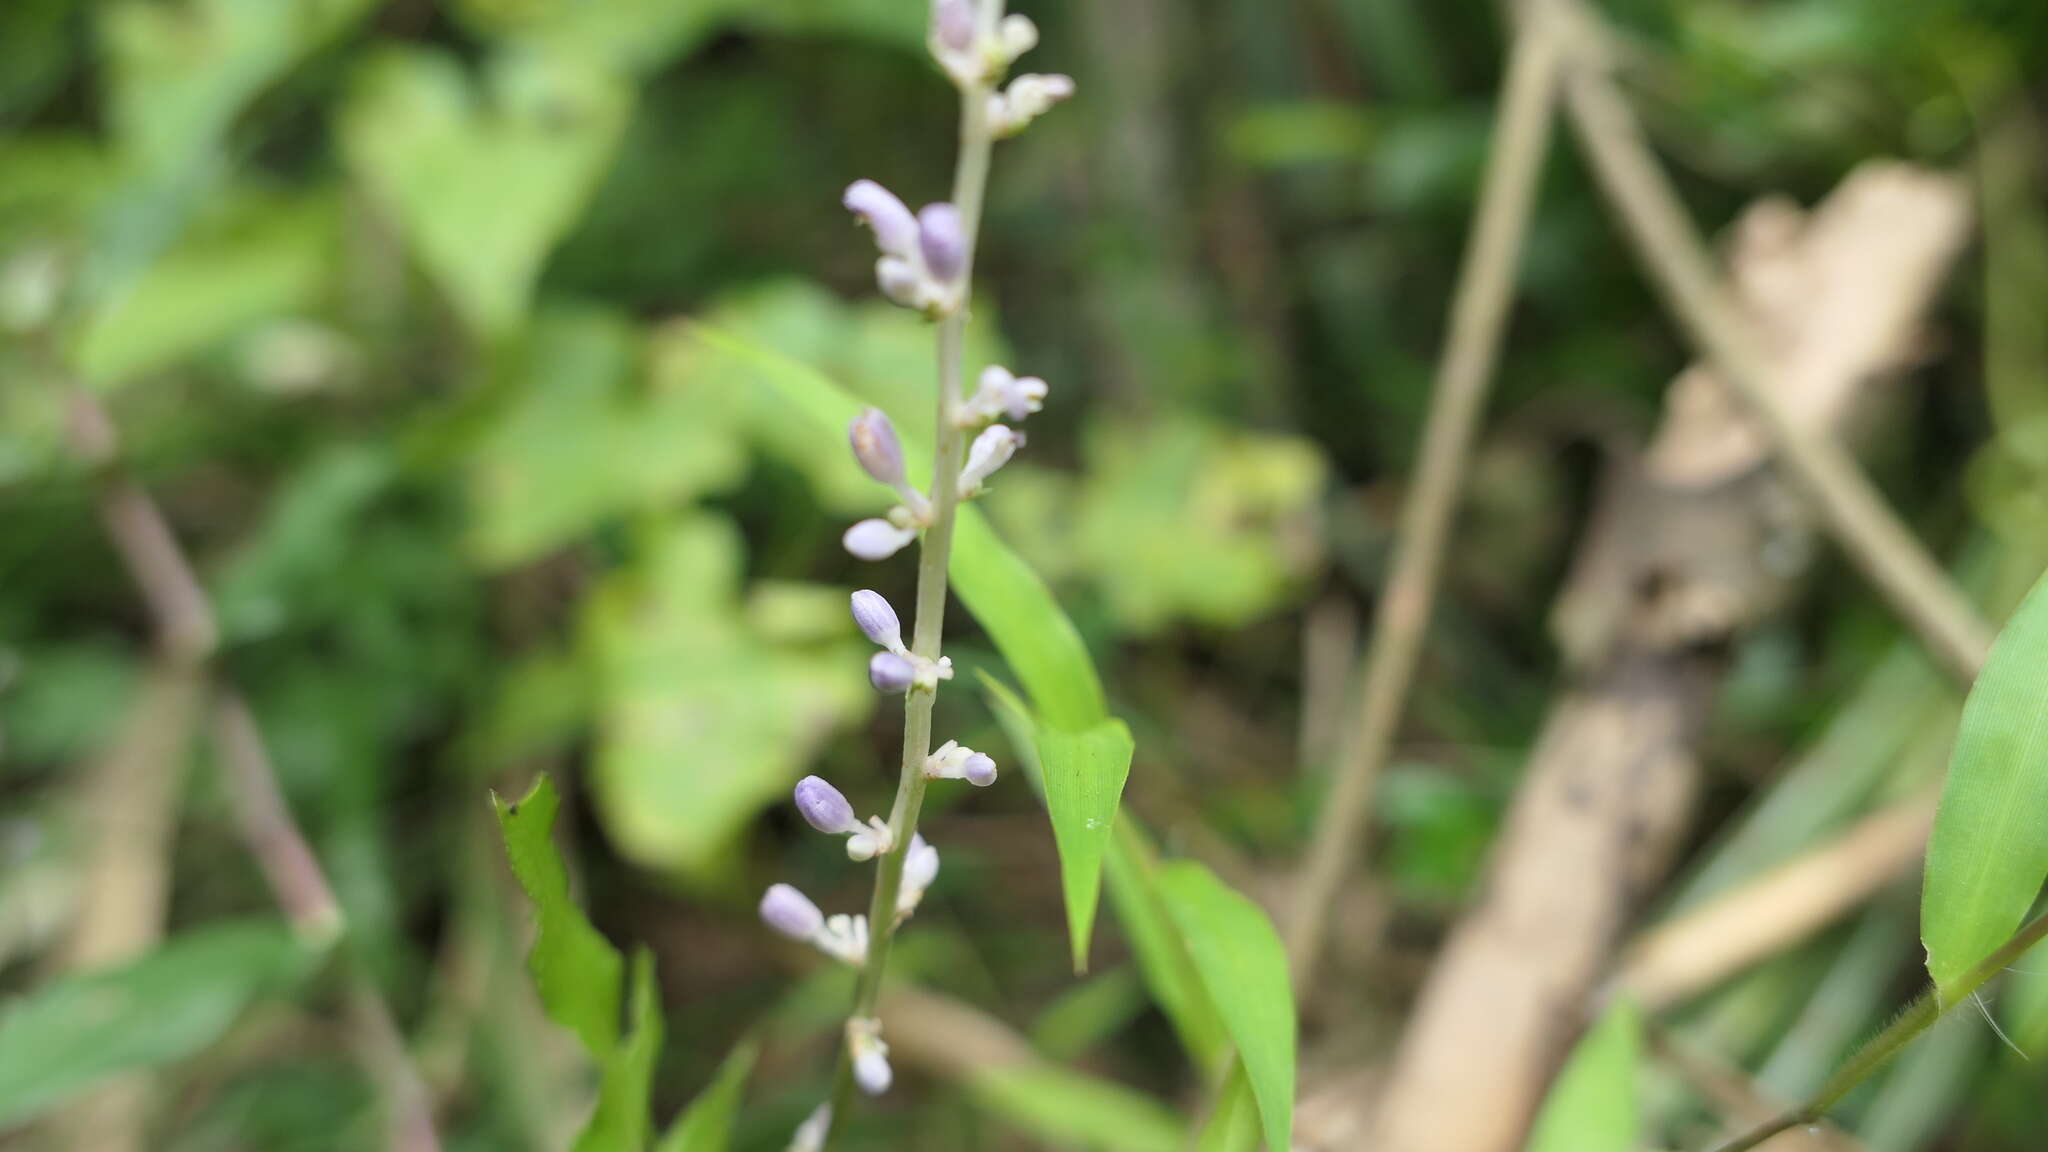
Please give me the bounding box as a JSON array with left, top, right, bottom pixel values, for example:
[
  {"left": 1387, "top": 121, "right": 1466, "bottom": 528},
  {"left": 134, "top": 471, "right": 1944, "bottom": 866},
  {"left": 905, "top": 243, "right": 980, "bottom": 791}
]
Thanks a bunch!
[
  {"left": 1704, "top": 909, "right": 2048, "bottom": 1152},
  {"left": 820, "top": 25, "right": 1001, "bottom": 1147}
]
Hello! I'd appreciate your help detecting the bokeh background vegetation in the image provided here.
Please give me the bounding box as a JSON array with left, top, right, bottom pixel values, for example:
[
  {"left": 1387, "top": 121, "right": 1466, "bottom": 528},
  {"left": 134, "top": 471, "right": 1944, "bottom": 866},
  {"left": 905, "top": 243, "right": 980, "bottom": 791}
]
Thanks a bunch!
[{"left": 3, "top": 0, "right": 2047, "bottom": 1149}]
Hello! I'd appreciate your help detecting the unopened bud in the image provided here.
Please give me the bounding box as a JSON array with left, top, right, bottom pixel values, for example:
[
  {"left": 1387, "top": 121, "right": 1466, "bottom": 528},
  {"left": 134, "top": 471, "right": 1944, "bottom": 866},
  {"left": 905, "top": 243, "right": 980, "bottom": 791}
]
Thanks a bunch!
[
  {"left": 918, "top": 203, "right": 966, "bottom": 283},
  {"left": 932, "top": 0, "right": 974, "bottom": 53},
  {"left": 794, "top": 776, "right": 863, "bottom": 836},
  {"left": 959, "top": 425, "right": 1022, "bottom": 496},
  {"left": 850, "top": 590, "right": 905, "bottom": 651},
  {"left": 843, "top": 180, "right": 919, "bottom": 258},
  {"left": 963, "top": 752, "right": 998, "bottom": 787},
  {"left": 848, "top": 1018, "right": 893, "bottom": 1096},
  {"left": 998, "top": 14, "right": 1039, "bottom": 61},
  {"left": 848, "top": 409, "right": 908, "bottom": 488},
  {"left": 760, "top": 884, "right": 824, "bottom": 940},
  {"left": 869, "top": 651, "right": 917, "bottom": 694},
  {"left": 844, "top": 518, "right": 918, "bottom": 561}
]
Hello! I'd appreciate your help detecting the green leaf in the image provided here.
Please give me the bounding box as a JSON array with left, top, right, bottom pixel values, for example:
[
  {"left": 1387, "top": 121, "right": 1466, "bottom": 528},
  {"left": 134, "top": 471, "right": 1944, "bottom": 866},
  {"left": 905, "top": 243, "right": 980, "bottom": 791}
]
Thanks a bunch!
[
  {"left": 341, "top": 48, "right": 629, "bottom": 338},
  {"left": 1194, "top": 1065, "right": 1260, "bottom": 1152},
  {"left": 1158, "top": 861, "right": 1294, "bottom": 1152},
  {"left": 981, "top": 674, "right": 1228, "bottom": 1071},
  {"left": 492, "top": 775, "right": 624, "bottom": 1055},
  {"left": 101, "top": 0, "right": 376, "bottom": 175},
  {"left": 73, "top": 190, "right": 338, "bottom": 385},
  {"left": 582, "top": 514, "right": 868, "bottom": 880},
  {"left": 0, "top": 921, "right": 310, "bottom": 1128},
  {"left": 966, "top": 1063, "right": 1186, "bottom": 1152},
  {"left": 1922, "top": 569, "right": 2048, "bottom": 995},
  {"left": 464, "top": 307, "right": 746, "bottom": 568},
  {"left": 952, "top": 509, "right": 1107, "bottom": 730},
  {"left": 1037, "top": 720, "right": 1134, "bottom": 971},
  {"left": 655, "top": 1038, "right": 758, "bottom": 1152},
  {"left": 574, "top": 948, "right": 665, "bottom": 1152},
  {"left": 1525, "top": 998, "right": 1640, "bottom": 1152}
]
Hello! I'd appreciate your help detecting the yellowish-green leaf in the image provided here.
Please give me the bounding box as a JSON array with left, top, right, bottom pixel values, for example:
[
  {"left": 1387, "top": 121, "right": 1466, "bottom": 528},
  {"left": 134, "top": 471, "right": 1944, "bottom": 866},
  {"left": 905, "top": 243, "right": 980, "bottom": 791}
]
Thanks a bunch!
[
  {"left": 1525, "top": 998, "right": 1640, "bottom": 1152},
  {"left": 492, "top": 775, "right": 624, "bottom": 1055},
  {"left": 464, "top": 307, "right": 746, "bottom": 568},
  {"left": 1922, "top": 569, "right": 2048, "bottom": 995},
  {"left": 583, "top": 514, "right": 868, "bottom": 881},
  {"left": 74, "top": 191, "right": 337, "bottom": 385},
  {"left": 1158, "top": 861, "right": 1295, "bottom": 1152},
  {"left": 967, "top": 1063, "right": 1186, "bottom": 1152},
  {"left": 1194, "top": 1064, "right": 1260, "bottom": 1152},
  {"left": 341, "top": 48, "right": 629, "bottom": 337},
  {"left": 656, "top": 1038, "right": 758, "bottom": 1152}
]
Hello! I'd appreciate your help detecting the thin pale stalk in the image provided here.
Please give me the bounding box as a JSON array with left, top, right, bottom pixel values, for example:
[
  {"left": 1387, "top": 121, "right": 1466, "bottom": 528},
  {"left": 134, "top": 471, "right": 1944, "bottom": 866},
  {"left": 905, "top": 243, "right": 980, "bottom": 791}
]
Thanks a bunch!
[
  {"left": 1287, "top": 8, "right": 1563, "bottom": 994},
  {"left": 1705, "top": 909, "right": 2048, "bottom": 1152},
  {"left": 821, "top": 32, "right": 1000, "bottom": 1147}
]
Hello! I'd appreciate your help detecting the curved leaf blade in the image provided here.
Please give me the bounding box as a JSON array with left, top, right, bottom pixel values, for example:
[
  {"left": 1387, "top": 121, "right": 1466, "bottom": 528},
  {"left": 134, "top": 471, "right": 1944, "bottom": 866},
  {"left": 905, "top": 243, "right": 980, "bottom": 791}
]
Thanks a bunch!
[
  {"left": 656, "top": 1038, "right": 758, "bottom": 1152},
  {"left": 1158, "top": 861, "right": 1295, "bottom": 1152},
  {"left": 1923, "top": 569, "right": 2048, "bottom": 994},
  {"left": 493, "top": 774, "right": 624, "bottom": 1055}
]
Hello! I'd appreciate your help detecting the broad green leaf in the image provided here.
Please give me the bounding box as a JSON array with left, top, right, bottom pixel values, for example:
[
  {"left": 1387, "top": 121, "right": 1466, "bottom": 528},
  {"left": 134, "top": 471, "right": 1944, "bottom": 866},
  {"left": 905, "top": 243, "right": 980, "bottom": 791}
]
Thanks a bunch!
[
  {"left": 465, "top": 308, "right": 746, "bottom": 568},
  {"left": 1194, "top": 1064, "right": 1260, "bottom": 1152},
  {"left": 967, "top": 1063, "right": 1186, "bottom": 1152},
  {"left": 1159, "top": 861, "right": 1295, "bottom": 1152},
  {"left": 341, "top": 48, "right": 629, "bottom": 338},
  {"left": 1038, "top": 720, "right": 1134, "bottom": 971},
  {"left": 493, "top": 775, "right": 624, "bottom": 1055},
  {"left": 1525, "top": 998, "right": 1640, "bottom": 1152},
  {"left": 583, "top": 514, "right": 868, "bottom": 880},
  {"left": 1922, "top": 569, "right": 2048, "bottom": 995},
  {"left": 74, "top": 190, "right": 338, "bottom": 384},
  {"left": 655, "top": 1038, "right": 758, "bottom": 1152},
  {"left": 982, "top": 674, "right": 1228, "bottom": 1071},
  {"left": 1013, "top": 417, "right": 1325, "bottom": 635},
  {"left": 574, "top": 949, "right": 664, "bottom": 1152},
  {"left": 0, "top": 921, "right": 310, "bottom": 1127}
]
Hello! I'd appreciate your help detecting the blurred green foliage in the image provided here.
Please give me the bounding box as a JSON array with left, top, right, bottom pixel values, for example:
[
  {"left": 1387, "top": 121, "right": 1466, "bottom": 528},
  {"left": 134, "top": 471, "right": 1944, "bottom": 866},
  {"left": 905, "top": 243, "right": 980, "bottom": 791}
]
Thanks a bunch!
[{"left": 1, "top": 0, "right": 2046, "bottom": 1147}]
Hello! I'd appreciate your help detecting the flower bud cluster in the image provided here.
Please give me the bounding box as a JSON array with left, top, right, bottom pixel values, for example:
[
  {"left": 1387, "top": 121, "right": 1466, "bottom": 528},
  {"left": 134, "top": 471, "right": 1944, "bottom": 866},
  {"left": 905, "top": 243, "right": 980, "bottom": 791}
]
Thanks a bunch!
[
  {"left": 852, "top": 589, "right": 953, "bottom": 694},
  {"left": 929, "top": 0, "right": 1044, "bottom": 89},
  {"left": 843, "top": 182, "right": 965, "bottom": 317}
]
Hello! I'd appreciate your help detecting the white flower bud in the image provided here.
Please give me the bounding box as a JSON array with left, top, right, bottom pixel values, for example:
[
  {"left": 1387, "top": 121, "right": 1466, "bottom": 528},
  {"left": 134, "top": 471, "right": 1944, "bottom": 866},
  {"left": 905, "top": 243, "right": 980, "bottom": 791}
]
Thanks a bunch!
[
  {"left": 794, "top": 776, "right": 864, "bottom": 836},
  {"left": 958, "top": 425, "right": 1022, "bottom": 497},
  {"left": 848, "top": 408, "right": 908, "bottom": 488},
  {"left": 932, "top": 0, "right": 974, "bottom": 52},
  {"left": 998, "top": 14, "right": 1039, "bottom": 61},
  {"left": 844, "top": 518, "right": 919, "bottom": 561},
  {"left": 843, "top": 180, "right": 919, "bottom": 258},
  {"left": 760, "top": 884, "right": 825, "bottom": 940},
  {"left": 848, "top": 1018, "right": 893, "bottom": 1096},
  {"left": 918, "top": 203, "right": 967, "bottom": 283},
  {"left": 789, "top": 1104, "right": 831, "bottom": 1152},
  {"left": 963, "top": 365, "right": 1049, "bottom": 424},
  {"left": 869, "top": 651, "right": 917, "bottom": 694},
  {"left": 990, "top": 73, "right": 1075, "bottom": 138}
]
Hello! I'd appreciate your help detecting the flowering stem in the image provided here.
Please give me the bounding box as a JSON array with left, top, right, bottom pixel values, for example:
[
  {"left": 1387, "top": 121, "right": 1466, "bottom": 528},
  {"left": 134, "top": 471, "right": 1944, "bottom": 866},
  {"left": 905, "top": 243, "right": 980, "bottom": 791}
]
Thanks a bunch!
[{"left": 822, "top": 30, "right": 1000, "bottom": 1147}]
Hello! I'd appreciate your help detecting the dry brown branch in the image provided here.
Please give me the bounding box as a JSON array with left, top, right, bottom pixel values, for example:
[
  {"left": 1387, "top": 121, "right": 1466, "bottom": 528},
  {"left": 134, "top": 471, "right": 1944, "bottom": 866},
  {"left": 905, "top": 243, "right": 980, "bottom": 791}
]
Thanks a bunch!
[
  {"left": 1288, "top": 2, "right": 1565, "bottom": 996},
  {"left": 63, "top": 388, "right": 441, "bottom": 1152},
  {"left": 1547, "top": 0, "right": 1994, "bottom": 686},
  {"left": 1618, "top": 795, "right": 1935, "bottom": 1010},
  {"left": 41, "top": 660, "right": 202, "bottom": 1152},
  {"left": 1366, "top": 164, "right": 1971, "bottom": 1152}
]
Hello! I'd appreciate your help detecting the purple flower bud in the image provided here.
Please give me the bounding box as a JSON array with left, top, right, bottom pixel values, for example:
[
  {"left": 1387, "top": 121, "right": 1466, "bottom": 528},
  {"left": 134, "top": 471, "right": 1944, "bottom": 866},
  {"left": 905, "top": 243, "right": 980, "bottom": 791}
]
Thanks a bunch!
[
  {"left": 844, "top": 518, "right": 918, "bottom": 561},
  {"left": 918, "top": 203, "right": 966, "bottom": 283},
  {"left": 850, "top": 589, "right": 905, "bottom": 650},
  {"left": 795, "top": 776, "right": 863, "bottom": 835},
  {"left": 932, "top": 0, "right": 974, "bottom": 52},
  {"left": 848, "top": 408, "right": 907, "bottom": 487},
  {"left": 843, "top": 180, "right": 919, "bottom": 258},
  {"left": 963, "top": 752, "right": 997, "bottom": 787},
  {"left": 869, "top": 651, "right": 916, "bottom": 694},
  {"left": 760, "top": 884, "right": 824, "bottom": 940}
]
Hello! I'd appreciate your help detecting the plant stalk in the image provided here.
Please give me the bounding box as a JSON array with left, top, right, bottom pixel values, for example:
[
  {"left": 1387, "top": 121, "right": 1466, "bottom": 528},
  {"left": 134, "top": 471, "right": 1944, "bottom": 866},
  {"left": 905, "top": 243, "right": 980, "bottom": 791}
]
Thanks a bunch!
[
  {"left": 1705, "top": 908, "right": 2048, "bottom": 1152},
  {"left": 820, "top": 27, "right": 1000, "bottom": 1146}
]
